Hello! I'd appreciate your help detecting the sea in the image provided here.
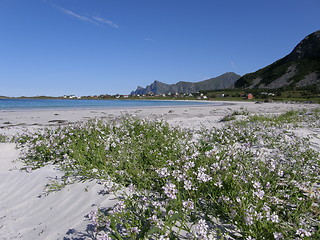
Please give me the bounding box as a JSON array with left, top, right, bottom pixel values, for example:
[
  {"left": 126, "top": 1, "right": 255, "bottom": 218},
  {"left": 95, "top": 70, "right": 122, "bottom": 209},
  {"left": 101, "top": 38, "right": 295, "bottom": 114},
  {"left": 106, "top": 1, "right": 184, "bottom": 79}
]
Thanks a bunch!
[{"left": 0, "top": 98, "right": 224, "bottom": 110}]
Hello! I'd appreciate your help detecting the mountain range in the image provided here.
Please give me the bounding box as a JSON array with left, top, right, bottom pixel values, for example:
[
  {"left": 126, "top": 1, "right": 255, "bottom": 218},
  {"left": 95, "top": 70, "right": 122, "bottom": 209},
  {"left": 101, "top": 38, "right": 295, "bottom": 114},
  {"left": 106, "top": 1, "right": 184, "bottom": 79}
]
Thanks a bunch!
[
  {"left": 130, "top": 72, "right": 241, "bottom": 95},
  {"left": 131, "top": 30, "right": 320, "bottom": 95}
]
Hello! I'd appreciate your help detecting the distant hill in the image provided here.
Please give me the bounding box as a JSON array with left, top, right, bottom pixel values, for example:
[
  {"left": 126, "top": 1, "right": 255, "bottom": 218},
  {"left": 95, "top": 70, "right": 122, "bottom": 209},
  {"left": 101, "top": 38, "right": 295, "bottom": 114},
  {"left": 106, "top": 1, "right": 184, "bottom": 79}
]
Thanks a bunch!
[
  {"left": 131, "top": 72, "right": 241, "bottom": 95},
  {"left": 234, "top": 30, "right": 320, "bottom": 89}
]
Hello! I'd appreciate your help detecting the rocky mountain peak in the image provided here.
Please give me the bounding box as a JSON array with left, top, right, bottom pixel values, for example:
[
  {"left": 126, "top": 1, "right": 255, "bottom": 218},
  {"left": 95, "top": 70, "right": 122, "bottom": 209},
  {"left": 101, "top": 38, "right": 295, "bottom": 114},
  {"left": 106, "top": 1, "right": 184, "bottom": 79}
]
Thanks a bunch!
[
  {"left": 286, "top": 30, "right": 320, "bottom": 61},
  {"left": 234, "top": 30, "right": 320, "bottom": 89}
]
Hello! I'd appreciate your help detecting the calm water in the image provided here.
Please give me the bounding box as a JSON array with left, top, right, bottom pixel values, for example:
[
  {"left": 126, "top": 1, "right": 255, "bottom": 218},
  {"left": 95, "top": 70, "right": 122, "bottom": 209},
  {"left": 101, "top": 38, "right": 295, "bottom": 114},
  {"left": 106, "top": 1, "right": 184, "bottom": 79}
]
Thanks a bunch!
[{"left": 0, "top": 98, "right": 223, "bottom": 110}]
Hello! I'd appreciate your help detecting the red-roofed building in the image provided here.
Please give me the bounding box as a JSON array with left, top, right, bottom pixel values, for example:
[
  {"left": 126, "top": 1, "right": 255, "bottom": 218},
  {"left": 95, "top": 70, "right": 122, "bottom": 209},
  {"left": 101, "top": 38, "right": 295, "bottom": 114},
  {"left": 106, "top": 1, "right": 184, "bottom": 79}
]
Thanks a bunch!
[{"left": 247, "top": 93, "right": 254, "bottom": 99}]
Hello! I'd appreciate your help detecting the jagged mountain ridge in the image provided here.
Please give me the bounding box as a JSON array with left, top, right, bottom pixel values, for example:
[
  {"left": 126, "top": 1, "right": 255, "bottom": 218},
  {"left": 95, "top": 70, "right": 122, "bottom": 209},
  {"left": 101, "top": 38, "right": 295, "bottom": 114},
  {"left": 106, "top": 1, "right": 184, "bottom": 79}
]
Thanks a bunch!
[
  {"left": 235, "top": 30, "right": 320, "bottom": 89},
  {"left": 131, "top": 72, "right": 241, "bottom": 95}
]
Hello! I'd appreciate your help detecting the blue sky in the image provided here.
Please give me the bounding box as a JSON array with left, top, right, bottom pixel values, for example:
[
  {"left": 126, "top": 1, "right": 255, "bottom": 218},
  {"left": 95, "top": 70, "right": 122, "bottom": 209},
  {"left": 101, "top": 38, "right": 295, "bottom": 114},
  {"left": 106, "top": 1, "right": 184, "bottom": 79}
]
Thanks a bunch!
[{"left": 0, "top": 0, "right": 319, "bottom": 97}]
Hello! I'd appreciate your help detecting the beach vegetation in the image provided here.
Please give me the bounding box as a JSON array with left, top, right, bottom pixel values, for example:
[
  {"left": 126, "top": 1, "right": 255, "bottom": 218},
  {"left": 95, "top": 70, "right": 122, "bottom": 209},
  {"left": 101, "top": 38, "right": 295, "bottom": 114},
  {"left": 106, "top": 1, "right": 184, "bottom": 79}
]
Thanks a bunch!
[
  {"left": 220, "top": 108, "right": 249, "bottom": 122},
  {"left": 0, "top": 134, "right": 7, "bottom": 143},
  {"left": 17, "top": 109, "right": 320, "bottom": 239},
  {"left": 220, "top": 114, "right": 236, "bottom": 122}
]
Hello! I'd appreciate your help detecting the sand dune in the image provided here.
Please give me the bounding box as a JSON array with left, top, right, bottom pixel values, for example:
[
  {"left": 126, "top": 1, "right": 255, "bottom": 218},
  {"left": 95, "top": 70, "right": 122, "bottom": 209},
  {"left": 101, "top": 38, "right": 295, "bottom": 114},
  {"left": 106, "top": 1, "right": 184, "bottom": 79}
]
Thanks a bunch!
[{"left": 0, "top": 163, "right": 119, "bottom": 239}]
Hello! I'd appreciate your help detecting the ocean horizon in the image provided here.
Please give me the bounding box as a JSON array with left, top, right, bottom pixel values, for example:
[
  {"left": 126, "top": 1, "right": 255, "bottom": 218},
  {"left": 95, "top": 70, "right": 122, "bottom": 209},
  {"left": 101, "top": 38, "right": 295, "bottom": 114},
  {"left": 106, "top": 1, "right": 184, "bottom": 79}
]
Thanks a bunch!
[{"left": 0, "top": 98, "right": 224, "bottom": 110}]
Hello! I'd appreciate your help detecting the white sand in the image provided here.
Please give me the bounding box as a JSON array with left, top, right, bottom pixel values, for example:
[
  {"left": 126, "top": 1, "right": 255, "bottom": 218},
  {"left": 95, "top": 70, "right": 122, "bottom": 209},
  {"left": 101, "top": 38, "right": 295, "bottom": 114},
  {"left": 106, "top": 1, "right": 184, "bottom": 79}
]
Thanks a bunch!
[{"left": 0, "top": 101, "right": 318, "bottom": 239}]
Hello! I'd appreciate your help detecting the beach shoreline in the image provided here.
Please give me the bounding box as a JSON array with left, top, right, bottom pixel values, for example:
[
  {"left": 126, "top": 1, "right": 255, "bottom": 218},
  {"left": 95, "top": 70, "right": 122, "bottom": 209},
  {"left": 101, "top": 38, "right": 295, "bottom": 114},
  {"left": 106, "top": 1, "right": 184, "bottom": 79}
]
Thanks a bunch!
[
  {"left": 0, "top": 101, "right": 318, "bottom": 136},
  {"left": 0, "top": 101, "right": 319, "bottom": 239},
  {"left": 0, "top": 98, "right": 228, "bottom": 112}
]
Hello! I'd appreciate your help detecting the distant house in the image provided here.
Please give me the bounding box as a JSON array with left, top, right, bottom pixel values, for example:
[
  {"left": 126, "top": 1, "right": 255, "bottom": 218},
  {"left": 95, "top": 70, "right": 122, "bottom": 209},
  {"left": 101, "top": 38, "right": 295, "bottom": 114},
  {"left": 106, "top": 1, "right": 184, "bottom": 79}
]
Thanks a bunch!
[
  {"left": 197, "top": 95, "right": 208, "bottom": 100},
  {"left": 246, "top": 93, "right": 254, "bottom": 100},
  {"left": 261, "top": 92, "right": 275, "bottom": 97},
  {"left": 63, "top": 95, "right": 77, "bottom": 99}
]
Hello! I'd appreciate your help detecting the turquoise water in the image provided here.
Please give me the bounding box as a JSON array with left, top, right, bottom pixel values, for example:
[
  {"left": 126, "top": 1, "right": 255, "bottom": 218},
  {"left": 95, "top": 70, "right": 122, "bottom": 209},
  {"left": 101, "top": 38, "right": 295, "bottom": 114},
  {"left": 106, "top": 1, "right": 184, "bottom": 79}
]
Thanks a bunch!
[{"left": 0, "top": 98, "right": 223, "bottom": 110}]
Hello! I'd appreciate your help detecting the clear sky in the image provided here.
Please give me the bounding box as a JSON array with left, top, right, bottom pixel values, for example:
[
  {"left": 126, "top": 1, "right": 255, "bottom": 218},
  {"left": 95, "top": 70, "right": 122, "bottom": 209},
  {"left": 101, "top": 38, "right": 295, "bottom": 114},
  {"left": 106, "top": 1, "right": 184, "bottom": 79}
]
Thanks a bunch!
[{"left": 0, "top": 0, "right": 319, "bottom": 97}]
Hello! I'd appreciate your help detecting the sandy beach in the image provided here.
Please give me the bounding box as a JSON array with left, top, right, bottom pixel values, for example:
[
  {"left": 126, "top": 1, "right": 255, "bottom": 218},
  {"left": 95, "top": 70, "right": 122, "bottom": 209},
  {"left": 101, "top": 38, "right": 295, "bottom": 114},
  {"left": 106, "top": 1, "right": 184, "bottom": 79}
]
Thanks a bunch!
[
  {"left": 1, "top": 101, "right": 318, "bottom": 135},
  {"left": 0, "top": 101, "right": 319, "bottom": 239}
]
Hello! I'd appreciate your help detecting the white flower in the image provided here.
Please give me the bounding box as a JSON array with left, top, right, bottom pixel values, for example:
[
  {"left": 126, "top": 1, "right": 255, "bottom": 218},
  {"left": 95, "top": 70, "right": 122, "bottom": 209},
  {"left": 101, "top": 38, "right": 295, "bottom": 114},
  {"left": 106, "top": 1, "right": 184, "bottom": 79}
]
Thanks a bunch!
[
  {"left": 177, "top": 173, "right": 186, "bottom": 182},
  {"left": 244, "top": 215, "right": 254, "bottom": 226},
  {"left": 151, "top": 202, "right": 160, "bottom": 210},
  {"left": 266, "top": 211, "right": 279, "bottom": 223},
  {"left": 184, "top": 179, "right": 193, "bottom": 190},
  {"left": 88, "top": 210, "right": 98, "bottom": 224},
  {"left": 156, "top": 167, "right": 170, "bottom": 177},
  {"left": 194, "top": 219, "right": 208, "bottom": 238},
  {"left": 159, "top": 235, "right": 169, "bottom": 240},
  {"left": 246, "top": 237, "right": 256, "bottom": 240},
  {"left": 197, "top": 168, "right": 212, "bottom": 182},
  {"left": 269, "top": 160, "right": 276, "bottom": 171},
  {"left": 214, "top": 179, "right": 223, "bottom": 188},
  {"left": 26, "top": 166, "right": 33, "bottom": 173},
  {"left": 130, "top": 227, "right": 140, "bottom": 234},
  {"left": 184, "top": 161, "right": 195, "bottom": 170},
  {"left": 265, "top": 182, "right": 271, "bottom": 189},
  {"left": 211, "top": 162, "right": 220, "bottom": 171},
  {"left": 273, "top": 232, "right": 283, "bottom": 239},
  {"left": 98, "top": 233, "right": 112, "bottom": 240},
  {"left": 112, "top": 200, "right": 126, "bottom": 213},
  {"left": 278, "top": 170, "right": 284, "bottom": 177},
  {"left": 111, "top": 142, "right": 117, "bottom": 148},
  {"left": 296, "top": 228, "right": 312, "bottom": 237},
  {"left": 168, "top": 210, "right": 175, "bottom": 216},
  {"left": 253, "top": 189, "right": 265, "bottom": 199},
  {"left": 262, "top": 204, "right": 271, "bottom": 212},
  {"left": 163, "top": 182, "right": 178, "bottom": 199},
  {"left": 149, "top": 215, "right": 158, "bottom": 222},
  {"left": 252, "top": 181, "right": 261, "bottom": 189},
  {"left": 270, "top": 213, "right": 279, "bottom": 223},
  {"left": 256, "top": 212, "right": 263, "bottom": 221},
  {"left": 105, "top": 219, "right": 111, "bottom": 228},
  {"left": 182, "top": 199, "right": 194, "bottom": 210},
  {"left": 128, "top": 183, "right": 135, "bottom": 192},
  {"left": 218, "top": 195, "right": 230, "bottom": 203}
]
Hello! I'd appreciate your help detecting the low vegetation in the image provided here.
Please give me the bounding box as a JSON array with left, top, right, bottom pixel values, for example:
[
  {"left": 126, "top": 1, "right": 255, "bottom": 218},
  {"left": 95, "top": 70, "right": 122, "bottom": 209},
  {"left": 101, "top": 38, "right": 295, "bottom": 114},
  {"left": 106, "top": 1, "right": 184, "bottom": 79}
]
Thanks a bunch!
[
  {"left": 199, "top": 85, "right": 320, "bottom": 103},
  {"left": 0, "top": 134, "right": 7, "bottom": 143},
  {"left": 17, "top": 109, "right": 320, "bottom": 239}
]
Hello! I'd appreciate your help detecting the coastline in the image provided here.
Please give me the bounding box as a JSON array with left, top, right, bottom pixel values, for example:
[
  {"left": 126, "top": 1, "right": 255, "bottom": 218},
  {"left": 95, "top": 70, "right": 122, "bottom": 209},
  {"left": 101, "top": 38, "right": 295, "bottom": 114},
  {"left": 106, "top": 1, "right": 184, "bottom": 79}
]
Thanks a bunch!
[
  {"left": 0, "top": 98, "right": 224, "bottom": 111},
  {"left": 0, "top": 101, "right": 319, "bottom": 239},
  {"left": 0, "top": 101, "right": 318, "bottom": 136}
]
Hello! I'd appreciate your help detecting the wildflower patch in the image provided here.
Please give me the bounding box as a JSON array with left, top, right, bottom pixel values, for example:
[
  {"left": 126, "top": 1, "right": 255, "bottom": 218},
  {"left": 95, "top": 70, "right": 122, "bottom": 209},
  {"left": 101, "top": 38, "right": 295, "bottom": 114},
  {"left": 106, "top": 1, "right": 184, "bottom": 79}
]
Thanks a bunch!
[{"left": 17, "top": 110, "right": 320, "bottom": 239}]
